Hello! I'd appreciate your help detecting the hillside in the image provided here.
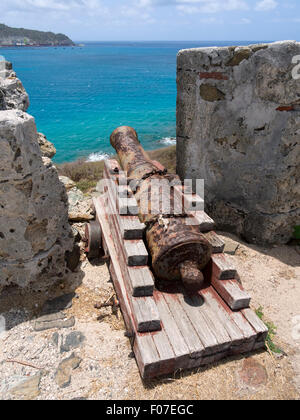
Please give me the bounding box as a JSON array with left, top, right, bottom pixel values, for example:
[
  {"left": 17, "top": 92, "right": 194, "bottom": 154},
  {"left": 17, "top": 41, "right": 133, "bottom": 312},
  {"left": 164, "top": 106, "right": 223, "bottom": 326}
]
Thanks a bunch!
[
  {"left": 57, "top": 145, "right": 177, "bottom": 193},
  {"left": 0, "top": 24, "right": 74, "bottom": 46}
]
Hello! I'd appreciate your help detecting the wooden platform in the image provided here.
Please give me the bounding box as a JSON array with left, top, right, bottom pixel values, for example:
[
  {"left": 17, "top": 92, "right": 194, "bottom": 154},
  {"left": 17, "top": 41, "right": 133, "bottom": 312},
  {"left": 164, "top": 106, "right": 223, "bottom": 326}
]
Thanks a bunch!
[{"left": 93, "top": 159, "right": 268, "bottom": 379}]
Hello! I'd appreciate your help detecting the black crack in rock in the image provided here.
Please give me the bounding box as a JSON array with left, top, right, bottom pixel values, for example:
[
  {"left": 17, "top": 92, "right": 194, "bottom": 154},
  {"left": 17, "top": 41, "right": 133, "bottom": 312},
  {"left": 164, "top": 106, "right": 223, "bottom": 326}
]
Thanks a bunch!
[{"left": 65, "top": 243, "right": 81, "bottom": 272}]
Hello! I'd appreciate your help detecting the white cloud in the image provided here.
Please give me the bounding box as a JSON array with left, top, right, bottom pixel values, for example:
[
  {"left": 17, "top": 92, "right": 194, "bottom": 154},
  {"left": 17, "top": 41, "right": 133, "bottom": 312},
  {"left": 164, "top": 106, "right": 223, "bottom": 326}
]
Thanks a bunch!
[
  {"left": 136, "top": 0, "right": 249, "bottom": 14},
  {"left": 255, "top": 0, "right": 278, "bottom": 12},
  {"left": 240, "top": 17, "right": 251, "bottom": 23}
]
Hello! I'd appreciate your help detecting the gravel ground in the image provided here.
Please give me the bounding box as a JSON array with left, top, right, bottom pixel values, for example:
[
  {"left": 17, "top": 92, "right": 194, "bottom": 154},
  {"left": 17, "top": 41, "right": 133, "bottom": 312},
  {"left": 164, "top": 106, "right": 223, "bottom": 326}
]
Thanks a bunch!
[{"left": 0, "top": 234, "right": 299, "bottom": 400}]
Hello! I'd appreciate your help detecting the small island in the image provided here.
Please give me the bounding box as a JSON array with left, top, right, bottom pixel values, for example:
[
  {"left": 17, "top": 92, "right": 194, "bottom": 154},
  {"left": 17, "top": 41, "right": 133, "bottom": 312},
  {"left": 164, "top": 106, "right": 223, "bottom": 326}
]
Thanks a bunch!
[{"left": 0, "top": 23, "right": 74, "bottom": 47}]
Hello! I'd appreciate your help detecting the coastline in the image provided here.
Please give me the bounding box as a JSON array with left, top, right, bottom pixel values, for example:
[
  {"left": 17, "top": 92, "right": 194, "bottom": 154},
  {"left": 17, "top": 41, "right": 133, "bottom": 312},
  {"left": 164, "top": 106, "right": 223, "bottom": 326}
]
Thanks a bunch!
[{"left": 0, "top": 44, "right": 76, "bottom": 48}]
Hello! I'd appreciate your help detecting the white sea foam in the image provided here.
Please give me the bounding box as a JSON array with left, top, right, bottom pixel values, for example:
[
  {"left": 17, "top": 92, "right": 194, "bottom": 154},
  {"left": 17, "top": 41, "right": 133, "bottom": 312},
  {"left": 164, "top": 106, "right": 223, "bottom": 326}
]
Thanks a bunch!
[
  {"left": 158, "top": 137, "right": 176, "bottom": 146},
  {"left": 86, "top": 152, "right": 111, "bottom": 162}
]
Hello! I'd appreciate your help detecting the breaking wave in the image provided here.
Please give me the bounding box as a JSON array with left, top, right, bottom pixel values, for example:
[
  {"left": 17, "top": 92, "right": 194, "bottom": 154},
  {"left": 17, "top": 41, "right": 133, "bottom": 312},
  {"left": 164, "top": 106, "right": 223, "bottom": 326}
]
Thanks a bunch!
[
  {"left": 86, "top": 152, "right": 111, "bottom": 162},
  {"left": 158, "top": 137, "right": 176, "bottom": 146}
]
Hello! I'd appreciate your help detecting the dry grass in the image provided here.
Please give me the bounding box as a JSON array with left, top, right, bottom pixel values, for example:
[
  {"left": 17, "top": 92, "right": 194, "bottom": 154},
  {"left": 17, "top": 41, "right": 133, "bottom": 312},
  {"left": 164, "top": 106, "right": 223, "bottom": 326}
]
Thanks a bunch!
[
  {"left": 57, "top": 159, "right": 105, "bottom": 192},
  {"left": 56, "top": 146, "right": 176, "bottom": 193},
  {"left": 147, "top": 145, "right": 177, "bottom": 174}
]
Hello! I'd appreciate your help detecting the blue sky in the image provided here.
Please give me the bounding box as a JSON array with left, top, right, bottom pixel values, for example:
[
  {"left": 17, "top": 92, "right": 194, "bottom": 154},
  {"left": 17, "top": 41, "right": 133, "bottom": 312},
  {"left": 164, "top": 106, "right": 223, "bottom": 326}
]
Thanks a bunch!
[{"left": 2, "top": 0, "right": 300, "bottom": 41}]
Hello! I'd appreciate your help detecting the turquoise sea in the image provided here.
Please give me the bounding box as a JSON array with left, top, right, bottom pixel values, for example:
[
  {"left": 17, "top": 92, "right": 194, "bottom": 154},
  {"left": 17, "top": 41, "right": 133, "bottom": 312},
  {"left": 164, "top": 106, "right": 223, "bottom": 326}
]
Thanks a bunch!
[{"left": 0, "top": 41, "right": 259, "bottom": 163}]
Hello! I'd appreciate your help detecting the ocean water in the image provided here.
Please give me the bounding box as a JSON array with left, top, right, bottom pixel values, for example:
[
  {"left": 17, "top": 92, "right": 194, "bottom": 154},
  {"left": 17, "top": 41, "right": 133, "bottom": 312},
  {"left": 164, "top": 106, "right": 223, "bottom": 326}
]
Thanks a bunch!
[{"left": 0, "top": 41, "right": 258, "bottom": 163}]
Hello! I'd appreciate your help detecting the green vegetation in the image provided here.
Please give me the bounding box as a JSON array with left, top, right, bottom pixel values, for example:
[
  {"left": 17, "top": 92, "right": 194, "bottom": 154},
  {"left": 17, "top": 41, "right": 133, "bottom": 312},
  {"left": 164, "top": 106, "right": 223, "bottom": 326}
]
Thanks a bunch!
[
  {"left": 0, "top": 23, "right": 74, "bottom": 46},
  {"left": 255, "top": 306, "right": 283, "bottom": 354},
  {"left": 57, "top": 146, "right": 176, "bottom": 193}
]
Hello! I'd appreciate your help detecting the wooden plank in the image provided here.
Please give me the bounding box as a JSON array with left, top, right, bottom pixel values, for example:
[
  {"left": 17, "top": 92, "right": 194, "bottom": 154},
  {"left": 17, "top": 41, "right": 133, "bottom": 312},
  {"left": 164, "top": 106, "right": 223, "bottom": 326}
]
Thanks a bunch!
[
  {"left": 96, "top": 174, "right": 263, "bottom": 378},
  {"left": 200, "top": 288, "right": 248, "bottom": 346},
  {"left": 211, "top": 253, "right": 237, "bottom": 280},
  {"left": 109, "top": 260, "right": 133, "bottom": 335},
  {"left": 132, "top": 297, "right": 161, "bottom": 332},
  {"left": 162, "top": 293, "right": 205, "bottom": 359},
  {"left": 171, "top": 183, "right": 215, "bottom": 231},
  {"left": 211, "top": 277, "right": 251, "bottom": 311},
  {"left": 195, "top": 296, "right": 232, "bottom": 349},
  {"left": 128, "top": 266, "right": 154, "bottom": 297},
  {"left": 105, "top": 173, "right": 145, "bottom": 252},
  {"left": 117, "top": 184, "right": 132, "bottom": 198},
  {"left": 95, "top": 197, "right": 134, "bottom": 336},
  {"left": 104, "top": 193, "right": 157, "bottom": 329},
  {"left": 120, "top": 216, "right": 145, "bottom": 240},
  {"left": 229, "top": 309, "right": 257, "bottom": 353},
  {"left": 124, "top": 240, "right": 148, "bottom": 267},
  {"left": 198, "top": 349, "right": 230, "bottom": 367},
  {"left": 104, "top": 159, "right": 121, "bottom": 175},
  {"left": 151, "top": 330, "right": 175, "bottom": 361},
  {"left": 134, "top": 334, "right": 161, "bottom": 379},
  {"left": 105, "top": 190, "right": 153, "bottom": 296},
  {"left": 201, "top": 287, "right": 256, "bottom": 354},
  {"left": 104, "top": 164, "right": 138, "bottom": 216},
  {"left": 203, "top": 231, "right": 225, "bottom": 254},
  {"left": 173, "top": 185, "right": 204, "bottom": 212},
  {"left": 242, "top": 308, "right": 268, "bottom": 342},
  {"left": 154, "top": 291, "right": 190, "bottom": 358},
  {"left": 95, "top": 196, "right": 159, "bottom": 332},
  {"left": 118, "top": 197, "right": 139, "bottom": 216},
  {"left": 177, "top": 293, "right": 223, "bottom": 356},
  {"left": 95, "top": 195, "right": 163, "bottom": 379},
  {"left": 189, "top": 211, "right": 215, "bottom": 232}
]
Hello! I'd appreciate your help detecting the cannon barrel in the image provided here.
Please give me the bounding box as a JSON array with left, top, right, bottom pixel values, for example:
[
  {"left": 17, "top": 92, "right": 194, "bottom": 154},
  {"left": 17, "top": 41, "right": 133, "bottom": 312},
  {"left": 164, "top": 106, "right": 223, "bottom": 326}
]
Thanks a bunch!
[{"left": 110, "top": 126, "right": 212, "bottom": 292}]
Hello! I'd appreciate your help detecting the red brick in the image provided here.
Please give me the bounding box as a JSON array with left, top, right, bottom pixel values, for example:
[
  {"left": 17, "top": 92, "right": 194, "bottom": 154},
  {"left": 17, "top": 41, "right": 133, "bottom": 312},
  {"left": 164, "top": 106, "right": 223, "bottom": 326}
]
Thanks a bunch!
[{"left": 276, "top": 105, "right": 294, "bottom": 112}]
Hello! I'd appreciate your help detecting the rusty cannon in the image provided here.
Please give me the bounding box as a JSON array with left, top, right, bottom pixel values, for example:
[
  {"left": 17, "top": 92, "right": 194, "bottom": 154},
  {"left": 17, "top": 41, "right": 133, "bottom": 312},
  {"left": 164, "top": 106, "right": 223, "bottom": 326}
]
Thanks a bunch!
[
  {"left": 84, "top": 126, "right": 267, "bottom": 380},
  {"left": 110, "top": 126, "right": 212, "bottom": 292}
]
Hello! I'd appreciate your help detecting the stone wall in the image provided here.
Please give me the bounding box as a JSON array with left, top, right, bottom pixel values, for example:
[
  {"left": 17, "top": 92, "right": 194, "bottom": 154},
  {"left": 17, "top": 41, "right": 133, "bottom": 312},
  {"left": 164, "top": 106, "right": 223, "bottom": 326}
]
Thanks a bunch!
[
  {"left": 0, "top": 62, "right": 73, "bottom": 290},
  {"left": 177, "top": 41, "right": 300, "bottom": 245}
]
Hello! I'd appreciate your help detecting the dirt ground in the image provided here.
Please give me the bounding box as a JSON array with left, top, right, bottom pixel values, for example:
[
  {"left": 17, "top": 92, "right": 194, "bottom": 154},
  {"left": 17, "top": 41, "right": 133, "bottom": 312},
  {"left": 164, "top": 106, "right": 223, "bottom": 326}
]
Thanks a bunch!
[{"left": 0, "top": 232, "right": 299, "bottom": 400}]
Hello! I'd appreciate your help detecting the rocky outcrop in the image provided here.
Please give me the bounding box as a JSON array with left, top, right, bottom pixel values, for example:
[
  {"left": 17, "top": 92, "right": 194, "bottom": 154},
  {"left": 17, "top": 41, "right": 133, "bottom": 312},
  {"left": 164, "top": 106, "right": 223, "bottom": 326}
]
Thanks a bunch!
[
  {"left": 0, "top": 110, "right": 74, "bottom": 288},
  {"left": 0, "top": 59, "right": 75, "bottom": 290},
  {"left": 37, "top": 132, "right": 56, "bottom": 159},
  {"left": 0, "top": 110, "right": 74, "bottom": 290},
  {"left": 0, "top": 61, "right": 56, "bottom": 159},
  {"left": 177, "top": 41, "right": 300, "bottom": 245},
  {"left": 0, "top": 61, "right": 29, "bottom": 111}
]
